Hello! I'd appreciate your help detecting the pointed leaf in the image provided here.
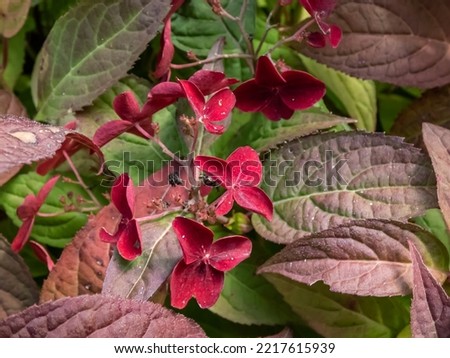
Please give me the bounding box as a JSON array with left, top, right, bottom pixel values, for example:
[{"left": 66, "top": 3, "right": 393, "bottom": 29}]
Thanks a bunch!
[
  {"left": 302, "top": 0, "right": 450, "bottom": 89},
  {"left": 0, "top": 295, "right": 206, "bottom": 337},
  {"left": 300, "top": 55, "right": 377, "bottom": 131},
  {"left": 0, "top": 90, "right": 27, "bottom": 117},
  {"left": 0, "top": 235, "right": 39, "bottom": 319},
  {"left": 0, "top": 115, "right": 66, "bottom": 177},
  {"left": 267, "top": 276, "right": 410, "bottom": 338},
  {"left": 422, "top": 123, "right": 450, "bottom": 232},
  {"left": 410, "top": 242, "right": 450, "bottom": 338},
  {"left": 253, "top": 132, "right": 437, "bottom": 244},
  {"left": 40, "top": 206, "right": 113, "bottom": 302},
  {"left": 259, "top": 220, "right": 449, "bottom": 296},
  {"left": 32, "top": 0, "right": 171, "bottom": 122}
]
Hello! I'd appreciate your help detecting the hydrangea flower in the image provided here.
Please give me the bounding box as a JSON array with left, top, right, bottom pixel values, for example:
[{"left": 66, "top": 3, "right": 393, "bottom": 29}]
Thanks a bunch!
[
  {"left": 195, "top": 146, "right": 273, "bottom": 220},
  {"left": 99, "top": 174, "right": 143, "bottom": 261},
  {"left": 234, "top": 56, "right": 325, "bottom": 121},
  {"left": 170, "top": 217, "right": 252, "bottom": 308}
]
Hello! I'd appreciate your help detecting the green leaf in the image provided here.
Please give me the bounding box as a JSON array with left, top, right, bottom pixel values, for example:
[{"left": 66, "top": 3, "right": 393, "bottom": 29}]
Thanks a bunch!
[
  {"left": 78, "top": 77, "right": 186, "bottom": 184},
  {"left": 266, "top": 276, "right": 410, "bottom": 338},
  {"left": 0, "top": 172, "right": 88, "bottom": 247},
  {"left": 210, "top": 108, "right": 354, "bottom": 158},
  {"left": 300, "top": 55, "right": 377, "bottom": 131},
  {"left": 413, "top": 209, "right": 450, "bottom": 266},
  {"left": 210, "top": 237, "right": 294, "bottom": 326},
  {"left": 253, "top": 132, "right": 437, "bottom": 244},
  {"left": 32, "top": 0, "right": 171, "bottom": 123},
  {"left": 171, "top": 0, "right": 255, "bottom": 79}
]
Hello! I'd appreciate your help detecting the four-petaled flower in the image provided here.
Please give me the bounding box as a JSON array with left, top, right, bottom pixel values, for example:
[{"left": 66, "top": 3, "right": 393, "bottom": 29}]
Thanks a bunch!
[
  {"left": 170, "top": 217, "right": 252, "bottom": 309},
  {"left": 99, "top": 173, "right": 143, "bottom": 261},
  {"left": 195, "top": 146, "right": 273, "bottom": 220},
  {"left": 93, "top": 91, "right": 154, "bottom": 148},
  {"left": 12, "top": 175, "right": 60, "bottom": 253},
  {"left": 234, "top": 56, "right": 325, "bottom": 121},
  {"left": 179, "top": 79, "right": 236, "bottom": 134},
  {"left": 300, "top": 0, "right": 342, "bottom": 48}
]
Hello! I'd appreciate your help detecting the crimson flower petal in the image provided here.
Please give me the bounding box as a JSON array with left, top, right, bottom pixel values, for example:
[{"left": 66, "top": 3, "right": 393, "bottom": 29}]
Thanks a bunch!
[
  {"left": 146, "top": 81, "right": 184, "bottom": 113},
  {"left": 113, "top": 91, "right": 141, "bottom": 122},
  {"left": 234, "top": 186, "right": 273, "bottom": 221},
  {"left": 34, "top": 175, "right": 60, "bottom": 204},
  {"left": 16, "top": 195, "right": 40, "bottom": 220},
  {"left": 29, "top": 240, "right": 55, "bottom": 271},
  {"left": 189, "top": 70, "right": 238, "bottom": 95},
  {"left": 202, "top": 120, "right": 225, "bottom": 134},
  {"left": 11, "top": 217, "right": 35, "bottom": 253},
  {"left": 209, "top": 236, "right": 252, "bottom": 271},
  {"left": 280, "top": 71, "right": 326, "bottom": 110},
  {"left": 93, "top": 120, "right": 135, "bottom": 147},
  {"left": 214, "top": 190, "right": 235, "bottom": 216},
  {"left": 179, "top": 80, "right": 205, "bottom": 119},
  {"left": 194, "top": 156, "right": 227, "bottom": 183},
  {"left": 301, "top": 0, "right": 336, "bottom": 15},
  {"left": 110, "top": 174, "right": 135, "bottom": 219},
  {"left": 172, "top": 217, "right": 213, "bottom": 264},
  {"left": 226, "top": 146, "right": 262, "bottom": 186},
  {"left": 255, "top": 56, "right": 286, "bottom": 87},
  {"left": 204, "top": 88, "right": 235, "bottom": 122},
  {"left": 261, "top": 96, "right": 294, "bottom": 121},
  {"left": 170, "top": 260, "right": 224, "bottom": 309},
  {"left": 234, "top": 79, "right": 273, "bottom": 112},
  {"left": 153, "top": 18, "right": 174, "bottom": 79},
  {"left": 306, "top": 31, "right": 327, "bottom": 48},
  {"left": 116, "top": 219, "right": 142, "bottom": 261},
  {"left": 99, "top": 223, "right": 125, "bottom": 244},
  {"left": 329, "top": 24, "right": 342, "bottom": 48}
]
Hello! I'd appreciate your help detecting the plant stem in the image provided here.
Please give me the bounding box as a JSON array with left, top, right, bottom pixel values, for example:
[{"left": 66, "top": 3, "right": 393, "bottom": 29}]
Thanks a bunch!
[
  {"left": 267, "top": 18, "right": 316, "bottom": 54},
  {"left": 62, "top": 150, "right": 101, "bottom": 208},
  {"left": 170, "top": 53, "right": 253, "bottom": 70},
  {"left": 255, "top": 3, "right": 280, "bottom": 56}
]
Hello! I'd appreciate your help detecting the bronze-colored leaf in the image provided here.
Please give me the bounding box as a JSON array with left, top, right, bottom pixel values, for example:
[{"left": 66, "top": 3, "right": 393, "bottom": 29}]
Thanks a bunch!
[
  {"left": 0, "top": 89, "right": 27, "bottom": 117},
  {"left": 0, "top": 0, "right": 31, "bottom": 38},
  {"left": 302, "top": 0, "right": 450, "bottom": 89}
]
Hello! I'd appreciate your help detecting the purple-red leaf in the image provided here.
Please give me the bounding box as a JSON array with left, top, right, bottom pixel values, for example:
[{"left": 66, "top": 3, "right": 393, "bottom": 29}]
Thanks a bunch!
[
  {"left": 258, "top": 220, "right": 449, "bottom": 296},
  {"left": 422, "top": 123, "right": 450, "bottom": 231},
  {"left": 410, "top": 241, "right": 450, "bottom": 338},
  {"left": 253, "top": 132, "right": 438, "bottom": 244},
  {"left": 0, "top": 235, "right": 39, "bottom": 320},
  {"left": 302, "top": 0, "right": 450, "bottom": 89},
  {"left": 0, "top": 295, "right": 206, "bottom": 337},
  {"left": 0, "top": 89, "right": 27, "bottom": 117},
  {"left": 0, "top": 115, "right": 66, "bottom": 178}
]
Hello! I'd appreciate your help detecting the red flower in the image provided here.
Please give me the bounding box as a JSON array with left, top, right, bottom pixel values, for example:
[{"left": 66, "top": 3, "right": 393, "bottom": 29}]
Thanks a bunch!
[
  {"left": 93, "top": 91, "right": 154, "bottom": 147},
  {"left": 99, "top": 174, "right": 143, "bottom": 261},
  {"left": 195, "top": 146, "right": 273, "bottom": 220},
  {"left": 153, "top": 18, "right": 174, "bottom": 80},
  {"left": 146, "top": 70, "right": 238, "bottom": 114},
  {"left": 29, "top": 241, "right": 55, "bottom": 271},
  {"left": 234, "top": 56, "right": 325, "bottom": 121},
  {"left": 300, "top": 0, "right": 342, "bottom": 48},
  {"left": 11, "top": 176, "right": 60, "bottom": 253},
  {"left": 170, "top": 217, "right": 252, "bottom": 309},
  {"left": 179, "top": 79, "right": 235, "bottom": 134}
]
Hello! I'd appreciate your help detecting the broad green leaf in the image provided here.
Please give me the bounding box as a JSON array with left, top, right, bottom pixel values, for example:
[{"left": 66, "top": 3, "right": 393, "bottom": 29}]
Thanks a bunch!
[
  {"left": 253, "top": 132, "right": 437, "bottom": 244},
  {"left": 0, "top": 172, "right": 88, "bottom": 247},
  {"left": 0, "top": 235, "right": 39, "bottom": 319},
  {"left": 78, "top": 77, "right": 186, "bottom": 184},
  {"left": 266, "top": 276, "right": 410, "bottom": 338},
  {"left": 32, "top": 0, "right": 171, "bottom": 123},
  {"left": 378, "top": 93, "right": 413, "bottom": 132},
  {"left": 259, "top": 220, "right": 449, "bottom": 296},
  {"left": 171, "top": 0, "right": 255, "bottom": 79},
  {"left": 299, "top": 55, "right": 376, "bottom": 131},
  {"left": 413, "top": 209, "right": 450, "bottom": 265},
  {"left": 210, "top": 238, "right": 294, "bottom": 326},
  {"left": 302, "top": 0, "right": 450, "bottom": 89},
  {"left": 210, "top": 108, "right": 354, "bottom": 157},
  {"left": 0, "top": 0, "right": 31, "bottom": 38}
]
